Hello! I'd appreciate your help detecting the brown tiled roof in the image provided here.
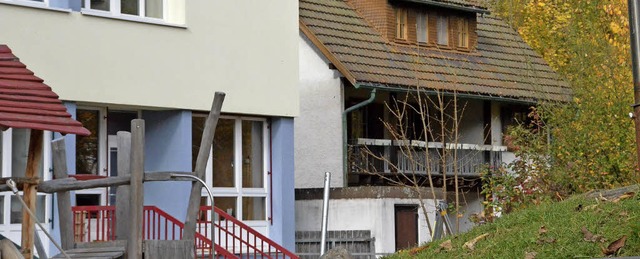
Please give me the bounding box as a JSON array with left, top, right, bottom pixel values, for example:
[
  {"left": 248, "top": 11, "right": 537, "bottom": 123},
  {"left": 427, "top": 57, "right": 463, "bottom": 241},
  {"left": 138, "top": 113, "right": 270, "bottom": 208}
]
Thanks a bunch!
[
  {"left": 300, "top": 0, "right": 571, "bottom": 102},
  {"left": 0, "top": 45, "right": 90, "bottom": 135}
]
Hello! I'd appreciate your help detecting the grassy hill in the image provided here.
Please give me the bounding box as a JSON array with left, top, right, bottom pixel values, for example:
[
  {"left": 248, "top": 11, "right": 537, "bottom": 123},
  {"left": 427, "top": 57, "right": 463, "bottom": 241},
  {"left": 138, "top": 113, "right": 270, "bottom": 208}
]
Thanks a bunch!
[{"left": 386, "top": 187, "right": 639, "bottom": 258}]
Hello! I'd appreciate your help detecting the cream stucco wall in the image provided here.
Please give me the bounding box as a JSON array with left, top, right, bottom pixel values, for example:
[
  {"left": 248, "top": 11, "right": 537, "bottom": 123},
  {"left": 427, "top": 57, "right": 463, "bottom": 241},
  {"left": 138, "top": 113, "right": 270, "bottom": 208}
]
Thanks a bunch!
[
  {"left": 295, "top": 33, "right": 344, "bottom": 188},
  {"left": 0, "top": 1, "right": 299, "bottom": 116}
]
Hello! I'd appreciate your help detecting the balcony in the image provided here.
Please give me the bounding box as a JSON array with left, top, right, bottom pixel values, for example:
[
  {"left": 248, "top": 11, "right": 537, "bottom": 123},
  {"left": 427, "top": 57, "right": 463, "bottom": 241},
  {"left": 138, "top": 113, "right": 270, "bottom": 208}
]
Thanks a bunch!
[{"left": 348, "top": 138, "right": 506, "bottom": 179}]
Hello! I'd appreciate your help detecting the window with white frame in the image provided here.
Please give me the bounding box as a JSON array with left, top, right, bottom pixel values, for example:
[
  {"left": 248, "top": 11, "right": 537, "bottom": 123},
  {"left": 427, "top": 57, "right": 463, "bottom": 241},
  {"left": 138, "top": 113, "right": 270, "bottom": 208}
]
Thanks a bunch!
[
  {"left": 192, "top": 115, "right": 269, "bottom": 222},
  {"left": 83, "top": 0, "right": 164, "bottom": 19},
  {"left": 75, "top": 108, "right": 138, "bottom": 206},
  {"left": 0, "top": 129, "right": 51, "bottom": 226}
]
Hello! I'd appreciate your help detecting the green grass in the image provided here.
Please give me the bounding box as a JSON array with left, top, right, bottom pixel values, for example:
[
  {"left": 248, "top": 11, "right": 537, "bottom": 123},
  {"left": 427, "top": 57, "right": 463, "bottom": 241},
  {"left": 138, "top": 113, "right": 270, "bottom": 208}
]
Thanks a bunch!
[{"left": 386, "top": 191, "right": 640, "bottom": 258}]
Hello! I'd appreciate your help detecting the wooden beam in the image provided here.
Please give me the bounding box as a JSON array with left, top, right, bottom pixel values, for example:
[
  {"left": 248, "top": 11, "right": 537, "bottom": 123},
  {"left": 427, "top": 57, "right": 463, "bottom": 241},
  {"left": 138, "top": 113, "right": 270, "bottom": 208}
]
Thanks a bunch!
[
  {"left": 38, "top": 176, "right": 130, "bottom": 193},
  {"left": 51, "top": 138, "right": 74, "bottom": 250},
  {"left": 37, "top": 172, "right": 199, "bottom": 193},
  {"left": 127, "top": 119, "right": 144, "bottom": 259},
  {"left": 22, "top": 129, "right": 43, "bottom": 259},
  {"left": 115, "top": 131, "right": 131, "bottom": 240},
  {"left": 184, "top": 92, "right": 225, "bottom": 240},
  {"left": 34, "top": 230, "right": 48, "bottom": 259}
]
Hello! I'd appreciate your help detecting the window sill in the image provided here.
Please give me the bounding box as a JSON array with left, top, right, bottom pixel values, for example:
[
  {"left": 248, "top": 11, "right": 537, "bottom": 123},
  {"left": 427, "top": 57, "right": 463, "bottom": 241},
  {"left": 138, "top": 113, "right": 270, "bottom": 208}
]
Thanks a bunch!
[
  {"left": 80, "top": 9, "right": 187, "bottom": 29},
  {"left": 0, "top": 0, "right": 71, "bottom": 13}
]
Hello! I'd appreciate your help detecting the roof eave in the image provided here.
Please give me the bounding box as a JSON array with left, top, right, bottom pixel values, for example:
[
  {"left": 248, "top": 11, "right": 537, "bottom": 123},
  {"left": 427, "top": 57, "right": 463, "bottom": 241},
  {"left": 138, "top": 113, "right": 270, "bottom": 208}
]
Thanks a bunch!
[
  {"left": 392, "top": 0, "right": 490, "bottom": 14},
  {"left": 299, "top": 21, "right": 357, "bottom": 85}
]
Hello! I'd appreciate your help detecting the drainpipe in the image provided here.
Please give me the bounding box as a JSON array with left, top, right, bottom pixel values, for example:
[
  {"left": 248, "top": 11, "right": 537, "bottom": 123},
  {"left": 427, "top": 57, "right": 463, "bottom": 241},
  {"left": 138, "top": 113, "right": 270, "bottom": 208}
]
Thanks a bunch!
[{"left": 342, "top": 88, "right": 377, "bottom": 187}]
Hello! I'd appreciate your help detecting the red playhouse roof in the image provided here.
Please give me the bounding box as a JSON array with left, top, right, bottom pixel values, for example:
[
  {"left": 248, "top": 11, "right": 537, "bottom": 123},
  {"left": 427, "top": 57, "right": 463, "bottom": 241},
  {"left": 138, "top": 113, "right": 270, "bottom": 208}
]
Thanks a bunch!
[{"left": 0, "top": 44, "right": 90, "bottom": 136}]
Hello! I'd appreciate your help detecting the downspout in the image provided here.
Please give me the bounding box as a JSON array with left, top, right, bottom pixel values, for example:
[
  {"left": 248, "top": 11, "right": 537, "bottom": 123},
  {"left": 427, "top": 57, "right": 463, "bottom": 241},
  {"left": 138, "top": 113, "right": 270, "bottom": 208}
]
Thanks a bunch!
[{"left": 342, "top": 88, "right": 377, "bottom": 187}]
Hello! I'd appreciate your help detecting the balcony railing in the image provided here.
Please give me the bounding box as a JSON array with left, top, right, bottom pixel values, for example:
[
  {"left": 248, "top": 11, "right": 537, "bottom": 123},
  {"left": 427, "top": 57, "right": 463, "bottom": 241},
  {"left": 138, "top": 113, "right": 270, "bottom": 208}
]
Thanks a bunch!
[{"left": 348, "top": 138, "right": 505, "bottom": 176}]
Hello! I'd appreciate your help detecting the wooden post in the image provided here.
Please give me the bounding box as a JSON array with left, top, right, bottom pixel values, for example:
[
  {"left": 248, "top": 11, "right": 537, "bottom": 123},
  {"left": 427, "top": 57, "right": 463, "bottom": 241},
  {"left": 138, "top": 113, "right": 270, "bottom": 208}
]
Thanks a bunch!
[
  {"left": 184, "top": 93, "right": 225, "bottom": 240},
  {"left": 51, "top": 138, "right": 74, "bottom": 250},
  {"left": 22, "top": 129, "right": 43, "bottom": 259},
  {"left": 127, "top": 120, "right": 144, "bottom": 259},
  {"left": 115, "top": 131, "right": 131, "bottom": 240}
]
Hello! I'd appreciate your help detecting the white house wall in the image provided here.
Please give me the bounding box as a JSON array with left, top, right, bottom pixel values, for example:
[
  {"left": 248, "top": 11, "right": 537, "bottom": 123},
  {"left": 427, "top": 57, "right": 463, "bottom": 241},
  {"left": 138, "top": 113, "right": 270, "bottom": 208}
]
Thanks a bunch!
[
  {"left": 296, "top": 198, "right": 437, "bottom": 255},
  {"left": 295, "top": 33, "right": 344, "bottom": 188},
  {"left": 0, "top": 1, "right": 299, "bottom": 117}
]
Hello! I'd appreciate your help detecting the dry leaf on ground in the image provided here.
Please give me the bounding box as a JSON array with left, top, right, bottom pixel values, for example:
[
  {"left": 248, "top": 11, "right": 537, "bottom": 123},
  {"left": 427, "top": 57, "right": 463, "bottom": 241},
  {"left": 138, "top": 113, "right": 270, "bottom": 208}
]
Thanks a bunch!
[
  {"left": 524, "top": 251, "right": 537, "bottom": 259},
  {"left": 463, "top": 233, "right": 489, "bottom": 250},
  {"left": 536, "top": 237, "right": 556, "bottom": 245},
  {"left": 538, "top": 226, "right": 547, "bottom": 235},
  {"left": 581, "top": 226, "right": 606, "bottom": 243},
  {"left": 437, "top": 240, "right": 452, "bottom": 252},
  {"left": 601, "top": 235, "right": 627, "bottom": 255}
]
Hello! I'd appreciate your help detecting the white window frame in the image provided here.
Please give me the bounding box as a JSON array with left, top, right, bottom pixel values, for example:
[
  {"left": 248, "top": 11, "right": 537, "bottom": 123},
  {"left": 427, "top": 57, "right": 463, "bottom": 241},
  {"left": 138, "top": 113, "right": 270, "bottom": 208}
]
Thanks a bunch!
[
  {"left": 82, "top": 0, "right": 169, "bottom": 23},
  {"left": 0, "top": 0, "right": 49, "bottom": 8},
  {"left": 0, "top": 129, "right": 52, "bottom": 229},
  {"left": 200, "top": 116, "right": 270, "bottom": 227}
]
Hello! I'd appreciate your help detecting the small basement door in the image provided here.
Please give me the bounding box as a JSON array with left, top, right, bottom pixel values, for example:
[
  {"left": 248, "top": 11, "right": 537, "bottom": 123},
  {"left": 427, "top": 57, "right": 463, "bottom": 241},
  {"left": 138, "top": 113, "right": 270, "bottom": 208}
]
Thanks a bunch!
[{"left": 395, "top": 205, "right": 418, "bottom": 251}]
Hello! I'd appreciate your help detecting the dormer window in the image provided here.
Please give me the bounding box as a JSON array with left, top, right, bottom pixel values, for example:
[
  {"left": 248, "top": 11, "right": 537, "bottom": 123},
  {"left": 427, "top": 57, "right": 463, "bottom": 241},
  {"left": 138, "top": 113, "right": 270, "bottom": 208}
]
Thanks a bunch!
[
  {"left": 436, "top": 15, "right": 448, "bottom": 46},
  {"left": 457, "top": 18, "right": 469, "bottom": 48},
  {"left": 395, "top": 8, "right": 408, "bottom": 40},
  {"left": 416, "top": 11, "right": 428, "bottom": 43}
]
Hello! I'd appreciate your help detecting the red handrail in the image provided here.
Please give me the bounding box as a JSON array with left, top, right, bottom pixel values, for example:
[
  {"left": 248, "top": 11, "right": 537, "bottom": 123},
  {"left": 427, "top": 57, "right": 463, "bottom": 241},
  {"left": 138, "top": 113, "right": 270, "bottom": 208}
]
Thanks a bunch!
[
  {"left": 72, "top": 205, "right": 236, "bottom": 258},
  {"left": 199, "top": 206, "right": 298, "bottom": 259}
]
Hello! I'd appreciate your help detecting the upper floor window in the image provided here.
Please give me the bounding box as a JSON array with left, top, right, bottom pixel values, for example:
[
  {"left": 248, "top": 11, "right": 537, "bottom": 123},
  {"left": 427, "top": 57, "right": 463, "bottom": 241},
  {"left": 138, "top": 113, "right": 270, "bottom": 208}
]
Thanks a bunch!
[
  {"left": 416, "top": 11, "right": 428, "bottom": 43},
  {"left": 84, "top": 0, "right": 164, "bottom": 19},
  {"left": 437, "top": 14, "right": 448, "bottom": 45},
  {"left": 395, "top": 8, "right": 408, "bottom": 40},
  {"left": 457, "top": 18, "right": 469, "bottom": 48}
]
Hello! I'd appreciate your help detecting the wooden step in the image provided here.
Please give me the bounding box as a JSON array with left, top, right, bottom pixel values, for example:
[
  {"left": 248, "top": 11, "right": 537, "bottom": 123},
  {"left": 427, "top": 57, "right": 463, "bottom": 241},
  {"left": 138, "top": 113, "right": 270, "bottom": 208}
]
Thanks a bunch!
[{"left": 52, "top": 246, "right": 125, "bottom": 259}]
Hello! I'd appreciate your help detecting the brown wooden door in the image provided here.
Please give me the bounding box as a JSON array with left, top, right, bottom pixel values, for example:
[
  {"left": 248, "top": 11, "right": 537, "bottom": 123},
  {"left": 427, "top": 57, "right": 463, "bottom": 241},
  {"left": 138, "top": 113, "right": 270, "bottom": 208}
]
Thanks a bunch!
[{"left": 395, "top": 205, "right": 419, "bottom": 251}]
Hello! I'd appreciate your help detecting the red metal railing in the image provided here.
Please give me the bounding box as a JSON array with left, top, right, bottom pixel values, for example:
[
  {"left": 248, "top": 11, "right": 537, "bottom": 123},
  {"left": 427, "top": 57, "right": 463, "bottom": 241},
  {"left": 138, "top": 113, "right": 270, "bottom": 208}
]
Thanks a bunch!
[
  {"left": 198, "top": 206, "right": 298, "bottom": 259},
  {"left": 72, "top": 206, "right": 236, "bottom": 258}
]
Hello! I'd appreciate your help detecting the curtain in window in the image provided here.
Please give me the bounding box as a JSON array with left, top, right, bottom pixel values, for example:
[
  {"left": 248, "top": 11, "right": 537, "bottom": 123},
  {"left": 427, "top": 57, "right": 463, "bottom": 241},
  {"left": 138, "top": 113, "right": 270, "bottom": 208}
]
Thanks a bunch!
[
  {"left": 437, "top": 15, "right": 448, "bottom": 45},
  {"left": 417, "top": 12, "right": 428, "bottom": 43}
]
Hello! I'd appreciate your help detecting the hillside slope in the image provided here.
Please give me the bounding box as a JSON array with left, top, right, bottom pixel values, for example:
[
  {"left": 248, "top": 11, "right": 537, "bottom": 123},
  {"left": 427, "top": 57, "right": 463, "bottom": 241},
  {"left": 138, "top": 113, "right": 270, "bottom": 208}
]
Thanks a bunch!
[{"left": 387, "top": 188, "right": 639, "bottom": 258}]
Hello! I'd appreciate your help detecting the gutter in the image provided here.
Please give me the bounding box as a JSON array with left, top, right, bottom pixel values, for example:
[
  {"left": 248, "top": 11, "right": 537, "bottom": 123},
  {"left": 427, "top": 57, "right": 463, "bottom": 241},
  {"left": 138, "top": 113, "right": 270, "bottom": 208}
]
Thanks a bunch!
[
  {"left": 342, "top": 87, "right": 376, "bottom": 187},
  {"left": 356, "top": 82, "right": 540, "bottom": 105}
]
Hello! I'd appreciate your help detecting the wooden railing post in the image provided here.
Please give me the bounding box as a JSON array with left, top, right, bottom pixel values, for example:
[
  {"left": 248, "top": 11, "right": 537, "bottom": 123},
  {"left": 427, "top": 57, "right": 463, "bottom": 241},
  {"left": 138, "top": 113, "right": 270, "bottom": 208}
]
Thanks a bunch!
[
  {"left": 115, "top": 131, "right": 132, "bottom": 240},
  {"left": 22, "top": 129, "right": 43, "bottom": 259},
  {"left": 128, "top": 120, "right": 145, "bottom": 258},
  {"left": 52, "top": 138, "right": 74, "bottom": 250},
  {"left": 184, "top": 92, "right": 225, "bottom": 241}
]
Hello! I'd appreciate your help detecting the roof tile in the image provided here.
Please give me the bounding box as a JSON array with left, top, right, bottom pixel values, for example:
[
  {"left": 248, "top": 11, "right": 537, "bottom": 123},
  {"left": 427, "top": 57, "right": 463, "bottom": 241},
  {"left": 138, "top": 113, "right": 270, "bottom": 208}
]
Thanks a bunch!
[{"left": 300, "top": 0, "right": 571, "bottom": 102}]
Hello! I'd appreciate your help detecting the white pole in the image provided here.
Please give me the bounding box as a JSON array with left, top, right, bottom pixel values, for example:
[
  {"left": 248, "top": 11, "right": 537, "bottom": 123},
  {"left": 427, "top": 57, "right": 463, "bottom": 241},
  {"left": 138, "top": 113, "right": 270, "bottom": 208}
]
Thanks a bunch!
[{"left": 320, "top": 172, "right": 331, "bottom": 256}]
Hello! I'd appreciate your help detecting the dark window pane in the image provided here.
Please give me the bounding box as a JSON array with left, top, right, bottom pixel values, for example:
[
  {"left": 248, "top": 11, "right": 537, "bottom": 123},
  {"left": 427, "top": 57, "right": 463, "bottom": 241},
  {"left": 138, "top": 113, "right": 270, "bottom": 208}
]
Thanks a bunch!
[
  {"left": 242, "top": 197, "right": 265, "bottom": 220},
  {"left": 242, "top": 121, "right": 264, "bottom": 188},
  {"left": 91, "top": 0, "right": 109, "bottom": 11},
  {"left": 76, "top": 110, "right": 100, "bottom": 175},
  {"left": 107, "top": 111, "right": 136, "bottom": 135},
  {"left": 212, "top": 119, "right": 235, "bottom": 187},
  {"left": 11, "top": 196, "right": 45, "bottom": 224},
  {"left": 121, "top": 0, "right": 139, "bottom": 15}
]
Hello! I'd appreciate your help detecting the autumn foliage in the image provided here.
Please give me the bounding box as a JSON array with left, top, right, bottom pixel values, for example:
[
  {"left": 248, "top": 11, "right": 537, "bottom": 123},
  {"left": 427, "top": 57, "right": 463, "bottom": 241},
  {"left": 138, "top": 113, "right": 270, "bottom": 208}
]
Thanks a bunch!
[{"left": 490, "top": 0, "right": 639, "bottom": 196}]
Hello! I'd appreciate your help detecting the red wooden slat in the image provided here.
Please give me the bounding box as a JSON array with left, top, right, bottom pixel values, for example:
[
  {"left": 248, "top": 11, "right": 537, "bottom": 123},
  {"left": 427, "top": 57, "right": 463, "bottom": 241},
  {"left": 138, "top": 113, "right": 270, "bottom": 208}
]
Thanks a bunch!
[
  {"left": 0, "top": 74, "right": 43, "bottom": 82},
  {"left": 0, "top": 67, "right": 34, "bottom": 75},
  {"left": 0, "top": 111, "right": 84, "bottom": 127},
  {"left": 0, "top": 61, "right": 26, "bottom": 68},
  {"left": 0, "top": 120, "right": 90, "bottom": 136},
  {"left": 0, "top": 79, "right": 53, "bottom": 90}
]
